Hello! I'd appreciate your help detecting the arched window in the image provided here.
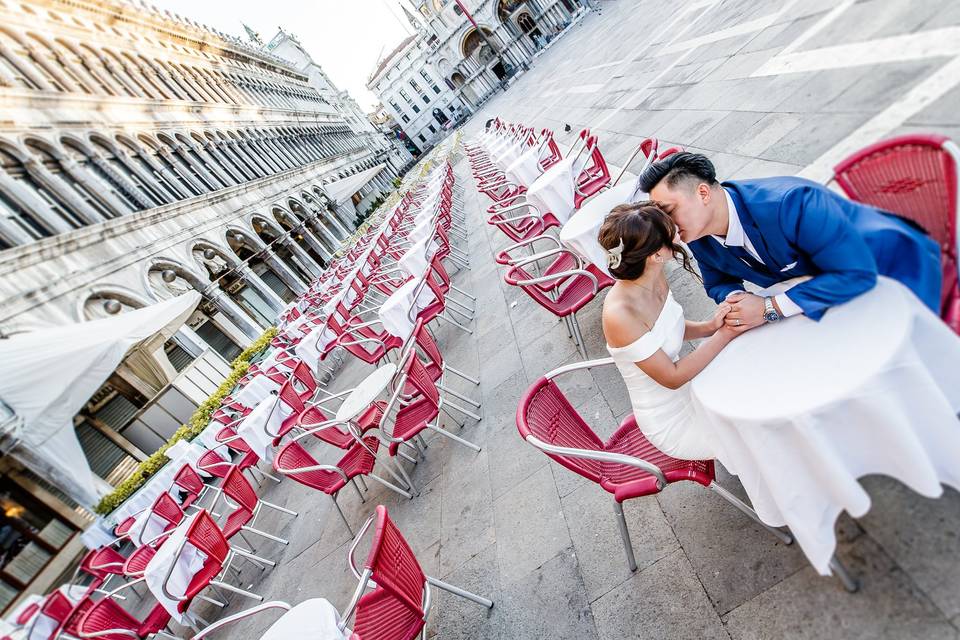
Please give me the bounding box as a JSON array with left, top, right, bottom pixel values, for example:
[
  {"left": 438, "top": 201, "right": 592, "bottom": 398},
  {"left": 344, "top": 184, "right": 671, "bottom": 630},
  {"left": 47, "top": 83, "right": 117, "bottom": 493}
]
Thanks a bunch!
[
  {"left": 0, "top": 30, "right": 43, "bottom": 90},
  {"left": 91, "top": 136, "right": 165, "bottom": 207},
  {"left": 176, "top": 133, "right": 227, "bottom": 189},
  {"left": 7, "top": 142, "right": 88, "bottom": 228},
  {"left": 0, "top": 146, "right": 59, "bottom": 241},
  {"left": 156, "top": 134, "right": 210, "bottom": 194},
  {"left": 61, "top": 138, "right": 139, "bottom": 214}
]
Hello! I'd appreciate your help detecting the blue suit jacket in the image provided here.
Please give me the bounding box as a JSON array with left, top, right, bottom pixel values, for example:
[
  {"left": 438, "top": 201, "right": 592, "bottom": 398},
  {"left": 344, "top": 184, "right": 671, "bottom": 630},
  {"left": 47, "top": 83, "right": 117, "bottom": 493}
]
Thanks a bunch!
[{"left": 687, "top": 177, "right": 942, "bottom": 320}]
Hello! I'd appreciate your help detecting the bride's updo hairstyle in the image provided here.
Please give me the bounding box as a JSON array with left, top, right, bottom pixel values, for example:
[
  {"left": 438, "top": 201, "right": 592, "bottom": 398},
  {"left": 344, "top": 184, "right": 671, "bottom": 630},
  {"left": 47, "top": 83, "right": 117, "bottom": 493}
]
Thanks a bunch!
[{"left": 598, "top": 201, "right": 698, "bottom": 281}]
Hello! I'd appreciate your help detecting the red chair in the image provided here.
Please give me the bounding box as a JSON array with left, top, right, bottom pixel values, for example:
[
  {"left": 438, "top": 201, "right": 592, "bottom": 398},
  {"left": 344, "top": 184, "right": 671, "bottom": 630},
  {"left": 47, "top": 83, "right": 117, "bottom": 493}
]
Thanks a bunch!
[
  {"left": 340, "top": 505, "right": 493, "bottom": 639},
  {"left": 405, "top": 319, "right": 481, "bottom": 421},
  {"left": 170, "top": 464, "right": 216, "bottom": 511},
  {"left": 514, "top": 359, "right": 865, "bottom": 591},
  {"left": 832, "top": 133, "right": 960, "bottom": 333},
  {"left": 572, "top": 135, "right": 611, "bottom": 208},
  {"left": 211, "top": 426, "right": 279, "bottom": 484},
  {"left": 155, "top": 511, "right": 270, "bottom": 619},
  {"left": 81, "top": 545, "right": 127, "bottom": 587},
  {"left": 37, "top": 588, "right": 94, "bottom": 640},
  {"left": 611, "top": 138, "right": 659, "bottom": 188},
  {"left": 504, "top": 254, "right": 614, "bottom": 358},
  {"left": 211, "top": 466, "right": 297, "bottom": 545},
  {"left": 274, "top": 428, "right": 411, "bottom": 535},
  {"left": 129, "top": 492, "right": 185, "bottom": 546},
  {"left": 75, "top": 578, "right": 175, "bottom": 639},
  {"left": 656, "top": 146, "right": 684, "bottom": 160}
]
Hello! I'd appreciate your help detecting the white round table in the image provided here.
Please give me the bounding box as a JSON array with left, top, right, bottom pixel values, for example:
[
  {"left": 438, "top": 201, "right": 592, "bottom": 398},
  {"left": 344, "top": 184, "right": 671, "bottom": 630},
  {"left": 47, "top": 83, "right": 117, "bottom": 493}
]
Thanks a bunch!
[
  {"left": 505, "top": 147, "right": 543, "bottom": 186},
  {"left": 559, "top": 181, "right": 645, "bottom": 275},
  {"left": 260, "top": 598, "right": 349, "bottom": 640},
  {"left": 525, "top": 156, "right": 577, "bottom": 224},
  {"left": 691, "top": 278, "right": 960, "bottom": 574},
  {"left": 336, "top": 363, "right": 398, "bottom": 422}
]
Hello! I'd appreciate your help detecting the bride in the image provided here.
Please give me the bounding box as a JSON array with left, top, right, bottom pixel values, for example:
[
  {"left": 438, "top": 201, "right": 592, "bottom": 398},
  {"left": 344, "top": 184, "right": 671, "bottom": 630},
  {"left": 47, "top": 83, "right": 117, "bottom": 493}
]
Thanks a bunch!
[{"left": 600, "top": 202, "right": 736, "bottom": 460}]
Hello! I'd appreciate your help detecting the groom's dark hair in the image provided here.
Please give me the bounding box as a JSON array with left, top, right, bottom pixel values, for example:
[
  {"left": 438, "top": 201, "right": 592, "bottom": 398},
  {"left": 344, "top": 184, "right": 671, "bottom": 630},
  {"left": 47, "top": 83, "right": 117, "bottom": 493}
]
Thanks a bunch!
[{"left": 638, "top": 152, "right": 719, "bottom": 193}]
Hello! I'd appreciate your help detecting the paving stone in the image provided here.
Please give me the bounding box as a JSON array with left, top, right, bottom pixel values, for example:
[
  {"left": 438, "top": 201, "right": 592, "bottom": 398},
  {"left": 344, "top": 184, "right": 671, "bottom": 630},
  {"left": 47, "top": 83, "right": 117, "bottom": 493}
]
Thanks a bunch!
[
  {"left": 723, "top": 535, "right": 958, "bottom": 640},
  {"left": 563, "top": 481, "right": 680, "bottom": 600},
  {"left": 591, "top": 549, "right": 729, "bottom": 640},
  {"left": 655, "top": 465, "right": 807, "bottom": 615},
  {"left": 500, "top": 548, "right": 600, "bottom": 639},
  {"left": 856, "top": 478, "right": 960, "bottom": 619},
  {"left": 431, "top": 543, "right": 506, "bottom": 639},
  {"left": 493, "top": 464, "right": 572, "bottom": 584},
  {"left": 440, "top": 448, "right": 497, "bottom": 577}
]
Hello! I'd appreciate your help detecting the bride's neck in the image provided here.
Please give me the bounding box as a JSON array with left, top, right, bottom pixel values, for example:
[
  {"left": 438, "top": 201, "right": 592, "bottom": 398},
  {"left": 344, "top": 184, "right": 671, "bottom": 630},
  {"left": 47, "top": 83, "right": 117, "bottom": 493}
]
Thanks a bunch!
[{"left": 625, "top": 266, "right": 666, "bottom": 292}]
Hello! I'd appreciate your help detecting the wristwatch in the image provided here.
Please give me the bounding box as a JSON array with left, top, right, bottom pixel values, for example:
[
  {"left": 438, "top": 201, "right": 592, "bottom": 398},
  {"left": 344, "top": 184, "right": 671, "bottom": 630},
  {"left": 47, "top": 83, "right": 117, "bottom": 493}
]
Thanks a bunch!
[{"left": 763, "top": 297, "right": 782, "bottom": 323}]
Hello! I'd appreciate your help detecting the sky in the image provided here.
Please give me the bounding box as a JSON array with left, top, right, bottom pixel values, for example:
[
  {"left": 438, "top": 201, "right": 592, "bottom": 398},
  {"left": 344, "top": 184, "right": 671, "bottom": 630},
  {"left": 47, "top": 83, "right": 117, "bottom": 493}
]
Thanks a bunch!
[{"left": 148, "top": 0, "right": 415, "bottom": 111}]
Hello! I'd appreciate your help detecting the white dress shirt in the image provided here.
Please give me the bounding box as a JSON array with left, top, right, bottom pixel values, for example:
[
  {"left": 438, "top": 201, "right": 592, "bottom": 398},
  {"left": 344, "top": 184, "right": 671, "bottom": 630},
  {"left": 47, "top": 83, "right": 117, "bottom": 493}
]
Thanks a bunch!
[{"left": 711, "top": 190, "right": 803, "bottom": 317}]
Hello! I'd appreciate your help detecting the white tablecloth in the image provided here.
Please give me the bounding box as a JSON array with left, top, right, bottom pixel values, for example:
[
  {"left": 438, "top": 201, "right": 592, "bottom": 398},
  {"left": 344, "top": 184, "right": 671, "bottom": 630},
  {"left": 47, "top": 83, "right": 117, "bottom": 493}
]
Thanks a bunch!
[
  {"left": 398, "top": 237, "right": 438, "bottom": 279},
  {"left": 691, "top": 278, "right": 960, "bottom": 574},
  {"left": 234, "top": 374, "right": 282, "bottom": 409},
  {"left": 260, "top": 599, "right": 349, "bottom": 640},
  {"left": 296, "top": 324, "right": 338, "bottom": 369},
  {"left": 236, "top": 395, "right": 291, "bottom": 461},
  {"left": 525, "top": 156, "right": 576, "bottom": 224},
  {"left": 505, "top": 147, "right": 542, "bottom": 186},
  {"left": 144, "top": 515, "right": 208, "bottom": 625},
  {"left": 378, "top": 278, "right": 436, "bottom": 340},
  {"left": 559, "top": 180, "right": 646, "bottom": 275}
]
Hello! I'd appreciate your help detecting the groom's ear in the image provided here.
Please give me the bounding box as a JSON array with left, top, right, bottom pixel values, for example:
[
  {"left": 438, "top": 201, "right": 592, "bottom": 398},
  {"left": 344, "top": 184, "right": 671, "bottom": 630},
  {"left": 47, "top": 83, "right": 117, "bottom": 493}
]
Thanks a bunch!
[{"left": 697, "top": 182, "right": 712, "bottom": 204}]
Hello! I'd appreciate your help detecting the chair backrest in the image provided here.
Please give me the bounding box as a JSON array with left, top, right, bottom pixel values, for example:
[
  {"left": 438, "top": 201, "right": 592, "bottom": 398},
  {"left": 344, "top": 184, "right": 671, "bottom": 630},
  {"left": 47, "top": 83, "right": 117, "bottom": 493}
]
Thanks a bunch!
[
  {"left": 401, "top": 349, "right": 440, "bottom": 408},
  {"left": 152, "top": 492, "right": 185, "bottom": 527},
  {"left": 278, "top": 380, "right": 305, "bottom": 414},
  {"left": 87, "top": 546, "right": 126, "bottom": 577},
  {"left": 411, "top": 320, "right": 443, "bottom": 369},
  {"left": 216, "top": 426, "right": 252, "bottom": 453},
  {"left": 516, "top": 377, "right": 605, "bottom": 483},
  {"left": 77, "top": 594, "right": 139, "bottom": 639},
  {"left": 292, "top": 360, "right": 317, "bottom": 396},
  {"left": 221, "top": 465, "right": 258, "bottom": 513},
  {"left": 39, "top": 590, "right": 72, "bottom": 627},
  {"left": 15, "top": 602, "right": 39, "bottom": 626},
  {"left": 173, "top": 464, "right": 204, "bottom": 497},
  {"left": 185, "top": 510, "right": 230, "bottom": 565},
  {"left": 363, "top": 505, "right": 426, "bottom": 618},
  {"left": 833, "top": 134, "right": 957, "bottom": 254},
  {"left": 657, "top": 146, "right": 683, "bottom": 160},
  {"left": 273, "top": 441, "right": 328, "bottom": 491},
  {"left": 197, "top": 450, "right": 231, "bottom": 478}
]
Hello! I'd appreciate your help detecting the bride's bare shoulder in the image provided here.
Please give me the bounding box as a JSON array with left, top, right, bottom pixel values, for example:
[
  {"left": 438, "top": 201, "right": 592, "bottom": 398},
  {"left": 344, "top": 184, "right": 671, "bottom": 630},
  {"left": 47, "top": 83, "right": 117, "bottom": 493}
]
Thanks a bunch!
[{"left": 603, "top": 293, "right": 654, "bottom": 348}]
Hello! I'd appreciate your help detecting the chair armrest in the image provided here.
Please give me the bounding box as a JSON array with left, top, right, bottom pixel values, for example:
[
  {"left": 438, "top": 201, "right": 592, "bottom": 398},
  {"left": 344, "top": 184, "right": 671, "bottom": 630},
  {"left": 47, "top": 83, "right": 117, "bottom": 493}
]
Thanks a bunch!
[
  {"left": 543, "top": 357, "right": 616, "bottom": 379},
  {"left": 524, "top": 434, "right": 667, "bottom": 489},
  {"left": 190, "top": 602, "right": 292, "bottom": 639},
  {"left": 511, "top": 247, "right": 567, "bottom": 268},
  {"left": 515, "top": 268, "right": 598, "bottom": 294}
]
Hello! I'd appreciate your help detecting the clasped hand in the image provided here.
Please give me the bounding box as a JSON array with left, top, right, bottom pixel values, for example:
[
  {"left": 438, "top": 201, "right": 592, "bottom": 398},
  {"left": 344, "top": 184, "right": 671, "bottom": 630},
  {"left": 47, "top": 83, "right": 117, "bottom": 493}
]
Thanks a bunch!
[{"left": 720, "top": 291, "right": 765, "bottom": 333}]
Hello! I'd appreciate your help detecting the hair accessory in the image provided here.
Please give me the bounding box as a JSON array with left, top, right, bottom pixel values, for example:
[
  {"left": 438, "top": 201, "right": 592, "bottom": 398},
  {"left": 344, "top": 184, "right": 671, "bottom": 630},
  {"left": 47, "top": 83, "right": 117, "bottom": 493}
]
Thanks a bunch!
[{"left": 607, "top": 237, "right": 625, "bottom": 269}]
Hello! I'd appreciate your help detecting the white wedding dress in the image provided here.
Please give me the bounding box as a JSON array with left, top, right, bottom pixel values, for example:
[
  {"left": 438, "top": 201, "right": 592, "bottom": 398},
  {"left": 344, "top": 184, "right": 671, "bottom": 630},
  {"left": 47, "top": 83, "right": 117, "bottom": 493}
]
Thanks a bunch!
[{"left": 606, "top": 291, "right": 717, "bottom": 461}]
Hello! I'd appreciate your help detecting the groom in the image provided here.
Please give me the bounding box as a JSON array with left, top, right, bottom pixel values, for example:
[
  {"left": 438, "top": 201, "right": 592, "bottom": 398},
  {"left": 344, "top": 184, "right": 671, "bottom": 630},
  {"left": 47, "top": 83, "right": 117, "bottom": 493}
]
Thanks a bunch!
[{"left": 638, "top": 153, "right": 942, "bottom": 330}]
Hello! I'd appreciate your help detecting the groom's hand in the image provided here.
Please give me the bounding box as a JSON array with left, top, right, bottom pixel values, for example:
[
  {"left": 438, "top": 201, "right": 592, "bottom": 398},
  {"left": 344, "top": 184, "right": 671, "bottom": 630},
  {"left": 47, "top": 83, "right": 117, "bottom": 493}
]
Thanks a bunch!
[{"left": 723, "top": 292, "right": 765, "bottom": 332}]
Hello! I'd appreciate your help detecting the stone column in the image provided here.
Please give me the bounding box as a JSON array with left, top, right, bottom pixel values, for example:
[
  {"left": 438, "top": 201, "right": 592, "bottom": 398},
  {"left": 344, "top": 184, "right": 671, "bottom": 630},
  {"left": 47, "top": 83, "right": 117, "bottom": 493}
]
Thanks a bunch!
[
  {"left": 192, "top": 144, "right": 236, "bottom": 187},
  {"left": 204, "top": 143, "right": 244, "bottom": 184},
  {"left": 238, "top": 263, "right": 289, "bottom": 312},
  {"left": 0, "top": 172, "right": 74, "bottom": 234},
  {"left": 331, "top": 204, "right": 357, "bottom": 234},
  {"left": 170, "top": 145, "right": 218, "bottom": 192},
  {"left": 307, "top": 213, "right": 342, "bottom": 252},
  {"left": 157, "top": 148, "right": 207, "bottom": 194},
  {"left": 59, "top": 158, "right": 133, "bottom": 217},
  {"left": 296, "top": 222, "right": 333, "bottom": 262},
  {"left": 22, "top": 159, "right": 107, "bottom": 225},
  {"left": 261, "top": 250, "right": 308, "bottom": 296},
  {"left": 282, "top": 235, "right": 324, "bottom": 278},
  {"left": 202, "top": 283, "right": 263, "bottom": 339}
]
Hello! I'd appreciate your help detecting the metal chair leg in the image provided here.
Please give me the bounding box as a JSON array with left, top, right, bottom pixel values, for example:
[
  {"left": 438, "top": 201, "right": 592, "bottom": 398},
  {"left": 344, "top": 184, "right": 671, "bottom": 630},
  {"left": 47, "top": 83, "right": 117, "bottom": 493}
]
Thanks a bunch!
[
  {"left": 350, "top": 478, "right": 365, "bottom": 503},
  {"left": 829, "top": 555, "right": 860, "bottom": 592},
  {"left": 331, "top": 494, "right": 354, "bottom": 536},
  {"left": 427, "top": 423, "right": 481, "bottom": 452},
  {"left": 426, "top": 576, "right": 494, "bottom": 608},
  {"left": 570, "top": 314, "right": 588, "bottom": 359},
  {"left": 708, "top": 482, "right": 793, "bottom": 545},
  {"left": 613, "top": 499, "right": 638, "bottom": 572}
]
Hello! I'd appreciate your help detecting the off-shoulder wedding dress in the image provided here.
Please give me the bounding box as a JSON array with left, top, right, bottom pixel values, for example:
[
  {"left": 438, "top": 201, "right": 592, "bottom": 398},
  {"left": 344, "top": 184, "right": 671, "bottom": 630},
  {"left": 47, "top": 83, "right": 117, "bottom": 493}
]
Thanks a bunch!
[{"left": 606, "top": 290, "right": 716, "bottom": 460}]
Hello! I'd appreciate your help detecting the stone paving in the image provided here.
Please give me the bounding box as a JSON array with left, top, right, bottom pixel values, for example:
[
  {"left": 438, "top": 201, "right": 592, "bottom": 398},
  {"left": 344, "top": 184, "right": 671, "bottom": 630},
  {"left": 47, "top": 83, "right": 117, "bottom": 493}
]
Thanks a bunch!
[{"left": 191, "top": 1, "right": 960, "bottom": 638}]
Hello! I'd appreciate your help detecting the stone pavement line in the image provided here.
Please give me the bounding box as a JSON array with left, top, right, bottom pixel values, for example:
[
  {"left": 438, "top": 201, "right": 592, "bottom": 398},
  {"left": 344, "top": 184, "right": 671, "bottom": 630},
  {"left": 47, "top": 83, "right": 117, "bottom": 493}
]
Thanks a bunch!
[
  {"left": 593, "top": 0, "right": 803, "bottom": 128},
  {"left": 777, "top": 0, "right": 857, "bottom": 55}
]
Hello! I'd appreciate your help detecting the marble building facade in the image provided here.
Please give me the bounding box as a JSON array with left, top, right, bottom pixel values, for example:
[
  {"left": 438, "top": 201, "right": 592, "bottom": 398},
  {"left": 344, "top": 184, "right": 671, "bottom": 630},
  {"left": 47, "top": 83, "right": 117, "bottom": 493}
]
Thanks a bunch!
[{"left": 368, "top": 0, "right": 591, "bottom": 152}]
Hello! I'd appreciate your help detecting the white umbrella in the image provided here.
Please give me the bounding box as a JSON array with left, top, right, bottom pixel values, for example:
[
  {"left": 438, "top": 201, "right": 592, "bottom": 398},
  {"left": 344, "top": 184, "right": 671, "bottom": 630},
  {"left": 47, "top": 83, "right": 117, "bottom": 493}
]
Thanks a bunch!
[{"left": 0, "top": 292, "right": 201, "bottom": 507}]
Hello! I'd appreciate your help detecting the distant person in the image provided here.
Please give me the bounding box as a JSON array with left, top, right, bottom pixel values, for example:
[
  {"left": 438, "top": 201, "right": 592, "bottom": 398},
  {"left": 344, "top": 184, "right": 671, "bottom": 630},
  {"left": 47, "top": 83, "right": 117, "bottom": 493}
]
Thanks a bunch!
[{"left": 638, "top": 153, "right": 942, "bottom": 330}]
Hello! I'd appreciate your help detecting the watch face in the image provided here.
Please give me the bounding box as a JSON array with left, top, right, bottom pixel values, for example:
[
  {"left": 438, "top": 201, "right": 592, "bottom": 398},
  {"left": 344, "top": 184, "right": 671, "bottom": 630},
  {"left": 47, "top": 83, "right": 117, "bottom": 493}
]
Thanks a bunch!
[{"left": 764, "top": 311, "right": 780, "bottom": 322}]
